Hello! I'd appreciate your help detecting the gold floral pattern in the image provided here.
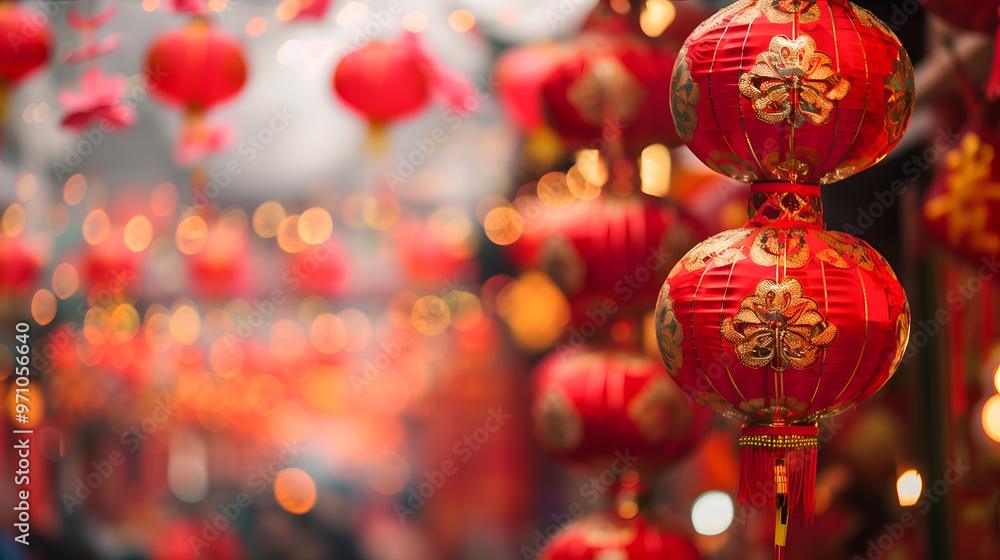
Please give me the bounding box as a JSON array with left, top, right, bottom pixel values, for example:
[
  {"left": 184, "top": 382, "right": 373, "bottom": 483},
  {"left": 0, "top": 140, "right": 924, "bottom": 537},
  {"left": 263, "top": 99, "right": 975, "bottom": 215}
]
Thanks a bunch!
[
  {"left": 654, "top": 283, "right": 683, "bottom": 376},
  {"left": 924, "top": 133, "right": 1000, "bottom": 255},
  {"left": 722, "top": 277, "right": 838, "bottom": 372},
  {"left": 671, "top": 50, "right": 700, "bottom": 142},
  {"left": 749, "top": 228, "right": 810, "bottom": 268},
  {"left": 567, "top": 56, "right": 644, "bottom": 126},
  {"left": 889, "top": 302, "right": 910, "bottom": 373},
  {"left": 761, "top": 147, "right": 822, "bottom": 181},
  {"left": 627, "top": 376, "right": 686, "bottom": 441},
  {"left": 677, "top": 228, "right": 754, "bottom": 273},
  {"left": 747, "top": 189, "right": 823, "bottom": 227},
  {"left": 760, "top": 0, "right": 821, "bottom": 24},
  {"left": 815, "top": 230, "right": 875, "bottom": 270},
  {"left": 533, "top": 388, "right": 582, "bottom": 451},
  {"left": 884, "top": 47, "right": 915, "bottom": 145},
  {"left": 738, "top": 33, "right": 851, "bottom": 128},
  {"left": 850, "top": 3, "right": 901, "bottom": 45},
  {"left": 707, "top": 151, "right": 759, "bottom": 183}
]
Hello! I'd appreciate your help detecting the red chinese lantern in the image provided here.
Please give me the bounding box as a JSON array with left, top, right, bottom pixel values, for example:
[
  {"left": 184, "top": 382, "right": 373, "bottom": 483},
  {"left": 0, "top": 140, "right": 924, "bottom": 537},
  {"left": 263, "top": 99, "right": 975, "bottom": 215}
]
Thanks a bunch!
[
  {"left": 539, "top": 0, "right": 708, "bottom": 156},
  {"left": 673, "top": 0, "right": 913, "bottom": 185},
  {"left": 0, "top": 2, "right": 51, "bottom": 88},
  {"left": 508, "top": 192, "right": 698, "bottom": 325},
  {"left": 144, "top": 18, "right": 247, "bottom": 113},
  {"left": 540, "top": 514, "right": 701, "bottom": 560},
  {"left": 0, "top": 236, "right": 40, "bottom": 296},
  {"left": 923, "top": 124, "right": 1000, "bottom": 262},
  {"left": 496, "top": 43, "right": 565, "bottom": 135},
  {"left": 657, "top": 3, "right": 914, "bottom": 556},
  {"left": 333, "top": 32, "right": 469, "bottom": 150},
  {"left": 188, "top": 227, "right": 253, "bottom": 300},
  {"left": 531, "top": 346, "right": 710, "bottom": 471}
]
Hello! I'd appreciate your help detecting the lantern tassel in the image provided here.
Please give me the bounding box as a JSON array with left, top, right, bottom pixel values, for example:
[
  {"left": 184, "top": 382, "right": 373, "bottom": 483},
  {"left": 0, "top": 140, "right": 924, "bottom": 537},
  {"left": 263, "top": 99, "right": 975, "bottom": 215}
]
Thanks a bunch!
[
  {"left": 738, "top": 425, "right": 819, "bottom": 525},
  {"left": 987, "top": 7, "right": 1000, "bottom": 100}
]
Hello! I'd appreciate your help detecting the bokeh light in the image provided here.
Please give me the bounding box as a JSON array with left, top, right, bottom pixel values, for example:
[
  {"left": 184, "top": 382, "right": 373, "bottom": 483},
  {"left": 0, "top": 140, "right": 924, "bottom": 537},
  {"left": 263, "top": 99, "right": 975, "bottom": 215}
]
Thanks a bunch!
[
  {"left": 274, "top": 468, "right": 318, "bottom": 514},
  {"left": 691, "top": 491, "right": 734, "bottom": 536},
  {"left": 896, "top": 469, "right": 922, "bottom": 507}
]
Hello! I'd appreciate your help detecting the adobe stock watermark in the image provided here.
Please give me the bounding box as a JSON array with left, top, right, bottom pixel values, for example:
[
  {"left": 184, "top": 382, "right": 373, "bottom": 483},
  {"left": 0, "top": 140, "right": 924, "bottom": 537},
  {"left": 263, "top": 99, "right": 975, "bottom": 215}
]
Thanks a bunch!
[
  {"left": 61, "top": 395, "right": 179, "bottom": 513},
  {"left": 189, "top": 441, "right": 304, "bottom": 556},
  {"left": 384, "top": 74, "right": 499, "bottom": 191},
  {"left": 395, "top": 407, "right": 512, "bottom": 523},
  {"left": 520, "top": 450, "right": 638, "bottom": 559},
  {"left": 181, "top": 107, "right": 295, "bottom": 213},
  {"left": 853, "top": 458, "right": 970, "bottom": 560},
  {"left": 842, "top": 127, "right": 961, "bottom": 238},
  {"left": 52, "top": 65, "right": 170, "bottom": 182}
]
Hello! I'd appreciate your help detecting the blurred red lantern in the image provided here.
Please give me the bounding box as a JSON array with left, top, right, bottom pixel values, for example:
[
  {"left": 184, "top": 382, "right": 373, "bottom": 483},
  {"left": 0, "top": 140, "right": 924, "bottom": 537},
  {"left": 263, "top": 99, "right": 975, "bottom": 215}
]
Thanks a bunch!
[
  {"left": 508, "top": 192, "right": 698, "bottom": 325},
  {"left": 395, "top": 216, "right": 478, "bottom": 288},
  {"left": 188, "top": 227, "right": 253, "bottom": 300},
  {"left": 79, "top": 236, "right": 142, "bottom": 294},
  {"left": 496, "top": 43, "right": 565, "bottom": 134},
  {"left": 287, "top": 239, "right": 351, "bottom": 297},
  {"left": 0, "top": 236, "right": 40, "bottom": 295},
  {"left": 144, "top": 17, "right": 247, "bottom": 112},
  {"left": 333, "top": 32, "right": 469, "bottom": 150},
  {"left": 672, "top": 0, "right": 914, "bottom": 184},
  {"left": 153, "top": 518, "right": 247, "bottom": 560},
  {"left": 540, "top": 514, "right": 701, "bottom": 560},
  {"left": 531, "top": 346, "right": 710, "bottom": 471},
  {"left": 0, "top": 2, "right": 51, "bottom": 88},
  {"left": 923, "top": 124, "right": 1000, "bottom": 262}
]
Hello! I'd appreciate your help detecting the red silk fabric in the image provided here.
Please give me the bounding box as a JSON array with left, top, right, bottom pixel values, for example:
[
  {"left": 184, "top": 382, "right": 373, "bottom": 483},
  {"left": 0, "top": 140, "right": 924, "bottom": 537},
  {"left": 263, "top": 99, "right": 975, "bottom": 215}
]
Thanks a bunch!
[
  {"left": 671, "top": 0, "right": 914, "bottom": 185},
  {"left": 530, "top": 346, "right": 711, "bottom": 471},
  {"left": 144, "top": 18, "right": 247, "bottom": 112},
  {"left": 541, "top": 514, "right": 702, "bottom": 560},
  {"left": 654, "top": 182, "right": 909, "bottom": 426}
]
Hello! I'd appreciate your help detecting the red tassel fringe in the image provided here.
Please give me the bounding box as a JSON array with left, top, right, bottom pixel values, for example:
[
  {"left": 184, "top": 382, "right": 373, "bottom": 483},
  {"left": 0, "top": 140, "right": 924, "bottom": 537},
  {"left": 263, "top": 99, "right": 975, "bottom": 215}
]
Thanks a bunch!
[{"left": 738, "top": 425, "right": 819, "bottom": 524}]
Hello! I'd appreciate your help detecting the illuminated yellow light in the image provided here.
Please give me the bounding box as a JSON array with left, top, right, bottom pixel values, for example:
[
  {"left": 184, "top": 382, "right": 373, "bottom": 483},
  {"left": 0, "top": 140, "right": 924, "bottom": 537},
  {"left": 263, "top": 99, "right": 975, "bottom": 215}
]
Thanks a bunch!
[
  {"left": 176, "top": 215, "right": 208, "bottom": 255},
  {"left": 220, "top": 206, "right": 249, "bottom": 240},
  {"left": 208, "top": 0, "right": 228, "bottom": 12},
  {"left": 16, "top": 172, "right": 37, "bottom": 202},
  {"left": 641, "top": 0, "right": 676, "bottom": 37},
  {"left": 124, "top": 215, "right": 154, "bottom": 252},
  {"left": 170, "top": 305, "right": 202, "bottom": 346},
  {"left": 142, "top": 0, "right": 160, "bottom": 11},
  {"left": 993, "top": 364, "right": 1000, "bottom": 394},
  {"left": 276, "top": 0, "right": 297, "bottom": 20},
  {"left": 403, "top": 11, "right": 428, "bottom": 33},
  {"left": 412, "top": 295, "right": 451, "bottom": 336},
  {"left": 64, "top": 174, "right": 88, "bottom": 206},
  {"left": 537, "top": 172, "right": 575, "bottom": 209},
  {"left": 448, "top": 9, "right": 476, "bottom": 32},
  {"left": 82, "top": 209, "right": 111, "bottom": 245},
  {"left": 110, "top": 304, "right": 140, "bottom": 342},
  {"left": 246, "top": 16, "right": 267, "bottom": 37},
  {"left": 253, "top": 201, "right": 287, "bottom": 238},
  {"left": 362, "top": 194, "right": 400, "bottom": 231},
  {"left": 2, "top": 203, "right": 26, "bottom": 236},
  {"left": 31, "top": 290, "right": 57, "bottom": 325},
  {"left": 336, "top": 1, "right": 369, "bottom": 27},
  {"left": 52, "top": 263, "right": 79, "bottom": 299},
  {"left": 446, "top": 291, "right": 483, "bottom": 331},
  {"left": 618, "top": 500, "right": 639, "bottom": 520},
  {"left": 210, "top": 337, "right": 244, "bottom": 378},
  {"left": 983, "top": 394, "right": 1000, "bottom": 443},
  {"left": 274, "top": 468, "right": 318, "bottom": 514},
  {"left": 896, "top": 469, "right": 922, "bottom": 506},
  {"left": 496, "top": 272, "right": 570, "bottom": 352},
  {"left": 248, "top": 374, "right": 285, "bottom": 414},
  {"left": 566, "top": 166, "right": 601, "bottom": 201},
  {"left": 277, "top": 215, "right": 308, "bottom": 253},
  {"left": 640, "top": 143, "right": 672, "bottom": 197},
  {"left": 691, "top": 491, "right": 734, "bottom": 535},
  {"left": 483, "top": 206, "right": 524, "bottom": 245},
  {"left": 575, "top": 149, "right": 608, "bottom": 186},
  {"left": 298, "top": 207, "right": 333, "bottom": 245},
  {"left": 309, "top": 313, "right": 348, "bottom": 354}
]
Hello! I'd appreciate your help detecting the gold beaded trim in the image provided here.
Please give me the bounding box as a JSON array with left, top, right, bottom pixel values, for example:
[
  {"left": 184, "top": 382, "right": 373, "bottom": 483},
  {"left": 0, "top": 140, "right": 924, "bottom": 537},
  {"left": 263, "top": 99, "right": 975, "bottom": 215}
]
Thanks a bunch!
[{"left": 738, "top": 434, "right": 818, "bottom": 449}]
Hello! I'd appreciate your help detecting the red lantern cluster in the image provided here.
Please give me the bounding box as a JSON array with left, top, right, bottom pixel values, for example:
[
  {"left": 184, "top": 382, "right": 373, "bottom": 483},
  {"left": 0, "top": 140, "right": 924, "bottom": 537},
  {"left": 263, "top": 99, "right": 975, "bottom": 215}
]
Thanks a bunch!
[
  {"left": 656, "top": 0, "right": 915, "bottom": 541},
  {"left": 541, "top": 514, "right": 701, "bottom": 560},
  {"left": 531, "top": 346, "right": 711, "bottom": 470}
]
